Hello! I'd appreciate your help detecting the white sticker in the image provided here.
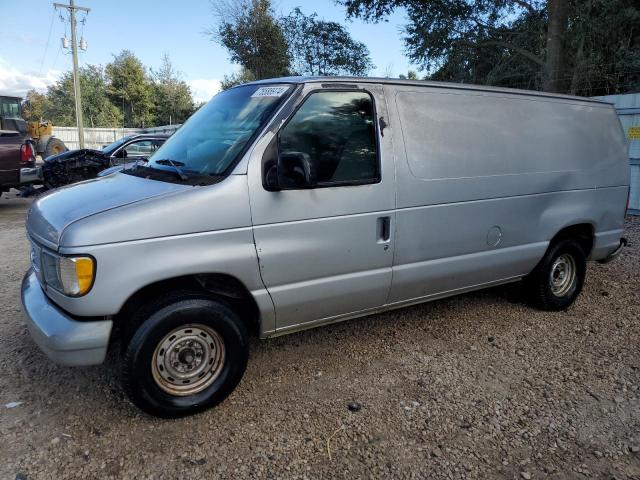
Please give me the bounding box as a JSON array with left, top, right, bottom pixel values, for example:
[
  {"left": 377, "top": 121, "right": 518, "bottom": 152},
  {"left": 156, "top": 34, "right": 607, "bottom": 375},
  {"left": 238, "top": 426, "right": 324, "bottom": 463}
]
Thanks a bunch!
[{"left": 251, "top": 86, "right": 289, "bottom": 98}]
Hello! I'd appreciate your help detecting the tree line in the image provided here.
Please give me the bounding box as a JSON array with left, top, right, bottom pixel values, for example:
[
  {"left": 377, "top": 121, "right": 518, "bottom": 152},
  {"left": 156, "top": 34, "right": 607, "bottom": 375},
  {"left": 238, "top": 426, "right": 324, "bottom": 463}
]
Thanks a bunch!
[
  {"left": 213, "top": 0, "right": 639, "bottom": 96},
  {"left": 22, "top": 52, "right": 197, "bottom": 129},
  {"left": 339, "top": 0, "right": 639, "bottom": 96},
  {"left": 22, "top": 0, "right": 639, "bottom": 129}
]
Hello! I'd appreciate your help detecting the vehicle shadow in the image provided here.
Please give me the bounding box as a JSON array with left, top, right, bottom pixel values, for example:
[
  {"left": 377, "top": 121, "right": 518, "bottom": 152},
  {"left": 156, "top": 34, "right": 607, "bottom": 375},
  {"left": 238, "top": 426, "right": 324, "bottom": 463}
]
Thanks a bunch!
[{"left": 7, "top": 281, "right": 526, "bottom": 424}]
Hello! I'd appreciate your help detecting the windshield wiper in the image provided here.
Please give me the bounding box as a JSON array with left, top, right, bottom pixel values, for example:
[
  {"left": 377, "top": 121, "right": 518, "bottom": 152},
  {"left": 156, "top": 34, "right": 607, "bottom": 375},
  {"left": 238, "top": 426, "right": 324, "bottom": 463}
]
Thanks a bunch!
[
  {"left": 126, "top": 157, "right": 143, "bottom": 172},
  {"left": 154, "top": 159, "right": 189, "bottom": 181}
]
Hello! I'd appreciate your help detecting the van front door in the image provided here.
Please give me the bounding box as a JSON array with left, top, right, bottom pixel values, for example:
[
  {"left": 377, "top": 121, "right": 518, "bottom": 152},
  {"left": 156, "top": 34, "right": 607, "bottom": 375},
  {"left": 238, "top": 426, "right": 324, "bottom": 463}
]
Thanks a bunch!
[{"left": 248, "top": 85, "right": 395, "bottom": 332}]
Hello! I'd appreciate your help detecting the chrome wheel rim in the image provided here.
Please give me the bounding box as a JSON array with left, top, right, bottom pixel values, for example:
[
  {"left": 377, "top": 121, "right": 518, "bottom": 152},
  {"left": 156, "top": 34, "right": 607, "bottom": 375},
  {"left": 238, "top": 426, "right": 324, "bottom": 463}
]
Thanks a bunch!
[
  {"left": 550, "top": 253, "right": 576, "bottom": 297},
  {"left": 151, "top": 324, "right": 225, "bottom": 396}
]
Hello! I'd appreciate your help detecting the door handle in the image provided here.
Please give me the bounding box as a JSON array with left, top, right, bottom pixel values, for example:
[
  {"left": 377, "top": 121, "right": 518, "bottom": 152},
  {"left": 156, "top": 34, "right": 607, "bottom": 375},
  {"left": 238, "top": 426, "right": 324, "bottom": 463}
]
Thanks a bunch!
[
  {"left": 377, "top": 216, "right": 391, "bottom": 243},
  {"left": 379, "top": 116, "right": 388, "bottom": 137}
]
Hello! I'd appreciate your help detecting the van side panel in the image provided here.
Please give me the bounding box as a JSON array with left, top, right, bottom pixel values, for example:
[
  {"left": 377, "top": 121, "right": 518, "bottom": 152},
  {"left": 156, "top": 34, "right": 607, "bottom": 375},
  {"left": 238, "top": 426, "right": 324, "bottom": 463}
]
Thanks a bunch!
[
  {"left": 386, "top": 85, "right": 628, "bottom": 304},
  {"left": 394, "top": 88, "right": 627, "bottom": 204}
]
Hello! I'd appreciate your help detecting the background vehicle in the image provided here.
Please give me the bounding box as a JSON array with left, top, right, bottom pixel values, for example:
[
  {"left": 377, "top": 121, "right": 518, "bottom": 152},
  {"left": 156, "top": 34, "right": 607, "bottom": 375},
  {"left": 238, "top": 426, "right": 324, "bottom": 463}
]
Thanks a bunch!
[
  {"left": 0, "top": 130, "right": 37, "bottom": 193},
  {"left": 42, "top": 133, "right": 168, "bottom": 188},
  {"left": 21, "top": 78, "right": 629, "bottom": 417},
  {"left": 0, "top": 95, "right": 68, "bottom": 158}
]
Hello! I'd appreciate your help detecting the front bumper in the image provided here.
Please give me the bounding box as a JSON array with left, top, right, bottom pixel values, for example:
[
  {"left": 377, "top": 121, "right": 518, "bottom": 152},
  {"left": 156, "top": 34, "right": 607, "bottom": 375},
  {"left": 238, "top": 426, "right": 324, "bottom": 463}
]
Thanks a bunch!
[{"left": 20, "top": 270, "right": 112, "bottom": 366}]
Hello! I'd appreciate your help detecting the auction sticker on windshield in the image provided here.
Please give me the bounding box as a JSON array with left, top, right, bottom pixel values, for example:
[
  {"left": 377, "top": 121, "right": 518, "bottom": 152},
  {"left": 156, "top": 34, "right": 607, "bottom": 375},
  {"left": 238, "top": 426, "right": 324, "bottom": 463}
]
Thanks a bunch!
[{"left": 251, "top": 86, "right": 289, "bottom": 98}]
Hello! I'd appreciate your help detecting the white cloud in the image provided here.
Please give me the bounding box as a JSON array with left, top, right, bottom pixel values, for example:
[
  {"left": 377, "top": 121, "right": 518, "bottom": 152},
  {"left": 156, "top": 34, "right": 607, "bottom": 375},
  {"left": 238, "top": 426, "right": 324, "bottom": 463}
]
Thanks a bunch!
[
  {"left": 0, "top": 33, "right": 45, "bottom": 47},
  {"left": 0, "top": 58, "right": 61, "bottom": 98},
  {"left": 187, "top": 79, "right": 221, "bottom": 104}
]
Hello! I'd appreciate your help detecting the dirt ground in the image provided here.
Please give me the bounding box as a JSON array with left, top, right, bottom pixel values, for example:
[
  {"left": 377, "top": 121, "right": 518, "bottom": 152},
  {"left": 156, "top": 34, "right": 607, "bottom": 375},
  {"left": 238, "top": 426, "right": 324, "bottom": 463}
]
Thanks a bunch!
[{"left": 0, "top": 191, "right": 639, "bottom": 480}]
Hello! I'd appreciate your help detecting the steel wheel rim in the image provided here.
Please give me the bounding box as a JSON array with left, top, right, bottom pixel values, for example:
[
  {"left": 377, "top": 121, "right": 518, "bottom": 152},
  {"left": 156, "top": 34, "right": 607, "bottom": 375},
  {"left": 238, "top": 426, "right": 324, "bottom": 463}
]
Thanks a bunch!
[
  {"left": 151, "top": 324, "right": 225, "bottom": 396},
  {"left": 550, "top": 253, "right": 576, "bottom": 297}
]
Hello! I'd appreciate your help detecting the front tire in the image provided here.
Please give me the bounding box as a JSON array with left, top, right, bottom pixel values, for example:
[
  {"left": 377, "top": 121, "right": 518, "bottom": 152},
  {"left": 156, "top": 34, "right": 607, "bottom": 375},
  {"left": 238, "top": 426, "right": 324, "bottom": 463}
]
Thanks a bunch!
[
  {"left": 524, "top": 239, "right": 586, "bottom": 311},
  {"left": 121, "top": 293, "right": 249, "bottom": 417}
]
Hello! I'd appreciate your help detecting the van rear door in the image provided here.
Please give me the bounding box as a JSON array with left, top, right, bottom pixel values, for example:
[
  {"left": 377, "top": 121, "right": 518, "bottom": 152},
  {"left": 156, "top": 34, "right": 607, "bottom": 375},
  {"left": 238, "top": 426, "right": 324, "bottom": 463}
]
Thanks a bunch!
[{"left": 248, "top": 84, "right": 396, "bottom": 331}]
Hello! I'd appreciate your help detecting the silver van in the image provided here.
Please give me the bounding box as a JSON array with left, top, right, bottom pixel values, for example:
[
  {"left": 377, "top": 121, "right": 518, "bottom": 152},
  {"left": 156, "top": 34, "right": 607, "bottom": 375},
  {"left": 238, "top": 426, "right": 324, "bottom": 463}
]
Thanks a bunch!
[{"left": 21, "top": 77, "right": 629, "bottom": 417}]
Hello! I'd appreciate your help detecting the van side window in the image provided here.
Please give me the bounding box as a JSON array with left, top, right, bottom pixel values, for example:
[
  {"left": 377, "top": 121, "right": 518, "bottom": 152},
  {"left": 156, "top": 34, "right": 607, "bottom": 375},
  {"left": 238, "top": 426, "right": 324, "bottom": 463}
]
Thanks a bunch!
[{"left": 278, "top": 91, "right": 379, "bottom": 186}]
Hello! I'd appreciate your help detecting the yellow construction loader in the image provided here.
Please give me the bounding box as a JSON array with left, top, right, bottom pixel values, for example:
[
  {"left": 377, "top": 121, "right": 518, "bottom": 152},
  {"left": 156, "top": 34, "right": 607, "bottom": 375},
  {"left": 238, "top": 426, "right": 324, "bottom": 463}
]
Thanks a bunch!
[
  {"left": 26, "top": 120, "right": 68, "bottom": 157},
  {"left": 0, "top": 95, "right": 68, "bottom": 158}
]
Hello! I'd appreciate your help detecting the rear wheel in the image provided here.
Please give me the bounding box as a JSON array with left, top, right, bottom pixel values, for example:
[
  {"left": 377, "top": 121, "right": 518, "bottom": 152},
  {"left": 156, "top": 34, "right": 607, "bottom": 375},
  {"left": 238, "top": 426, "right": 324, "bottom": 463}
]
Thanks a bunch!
[
  {"left": 44, "top": 137, "right": 67, "bottom": 158},
  {"left": 524, "top": 239, "right": 586, "bottom": 311},
  {"left": 121, "top": 292, "right": 249, "bottom": 417}
]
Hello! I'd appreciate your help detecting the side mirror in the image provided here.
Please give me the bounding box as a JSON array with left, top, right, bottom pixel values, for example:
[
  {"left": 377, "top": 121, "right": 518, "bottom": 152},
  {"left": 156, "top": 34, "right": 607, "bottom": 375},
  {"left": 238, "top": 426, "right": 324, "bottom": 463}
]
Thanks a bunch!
[
  {"left": 278, "top": 151, "right": 317, "bottom": 189},
  {"left": 264, "top": 163, "right": 280, "bottom": 191},
  {"left": 114, "top": 149, "right": 128, "bottom": 159}
]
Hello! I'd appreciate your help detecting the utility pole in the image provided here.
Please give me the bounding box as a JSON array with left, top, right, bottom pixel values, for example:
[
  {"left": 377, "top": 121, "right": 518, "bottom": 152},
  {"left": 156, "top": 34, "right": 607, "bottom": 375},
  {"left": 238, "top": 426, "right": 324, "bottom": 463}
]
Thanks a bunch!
[{"left": 54, "top": 0, "right": 90, "bottom": 148}]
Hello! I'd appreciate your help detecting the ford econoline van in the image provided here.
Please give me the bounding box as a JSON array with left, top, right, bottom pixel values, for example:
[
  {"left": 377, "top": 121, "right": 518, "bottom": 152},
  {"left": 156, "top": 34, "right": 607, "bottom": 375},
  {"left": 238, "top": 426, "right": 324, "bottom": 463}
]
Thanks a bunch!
[{"left": 21, "top": 77, "right": 629, "bottom": 417}]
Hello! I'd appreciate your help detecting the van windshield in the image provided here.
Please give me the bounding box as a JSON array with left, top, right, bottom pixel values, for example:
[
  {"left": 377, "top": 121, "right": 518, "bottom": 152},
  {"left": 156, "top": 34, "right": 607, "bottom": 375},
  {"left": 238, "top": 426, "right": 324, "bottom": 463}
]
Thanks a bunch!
[{"left": 146, "top": 84, "right": 292, "bottom": 179}]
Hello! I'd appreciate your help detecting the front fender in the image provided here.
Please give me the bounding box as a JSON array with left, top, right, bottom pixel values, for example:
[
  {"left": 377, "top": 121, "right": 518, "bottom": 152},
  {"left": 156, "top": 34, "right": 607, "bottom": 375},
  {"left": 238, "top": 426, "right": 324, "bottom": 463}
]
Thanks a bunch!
[{"left": 48, "top": 226, "right": 276, "bottom": 337}]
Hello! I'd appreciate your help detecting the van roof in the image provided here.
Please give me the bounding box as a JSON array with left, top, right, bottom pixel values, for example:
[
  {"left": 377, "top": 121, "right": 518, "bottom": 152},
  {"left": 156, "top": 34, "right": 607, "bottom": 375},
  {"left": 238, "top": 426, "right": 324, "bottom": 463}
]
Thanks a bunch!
[{"left": 246, "top": 76, "right": 609, "bottom": 105}]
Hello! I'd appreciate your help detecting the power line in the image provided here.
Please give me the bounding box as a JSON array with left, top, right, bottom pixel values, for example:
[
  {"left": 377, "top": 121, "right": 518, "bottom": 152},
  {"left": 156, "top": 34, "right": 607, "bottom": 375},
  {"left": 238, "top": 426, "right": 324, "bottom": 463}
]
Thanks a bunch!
[
  {"left": 38, "top": 8, "right": 56, "bottom": 76},
  {"left": 51, "top": 44, "right": 63, "bottom": 72}
]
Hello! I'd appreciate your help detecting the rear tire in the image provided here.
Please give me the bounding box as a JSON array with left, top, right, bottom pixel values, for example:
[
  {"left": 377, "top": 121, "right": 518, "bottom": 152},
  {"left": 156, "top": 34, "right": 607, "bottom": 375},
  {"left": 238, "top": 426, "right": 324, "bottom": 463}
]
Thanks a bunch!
[
  {"left": 121, "top": 292, "right": 249, "bottom": 418},
  {"left": 44, "top": 137, "right": 67, "bottom": 158},
  {"left": 524, "top": 239, "right": 586, "bottom": 311}
]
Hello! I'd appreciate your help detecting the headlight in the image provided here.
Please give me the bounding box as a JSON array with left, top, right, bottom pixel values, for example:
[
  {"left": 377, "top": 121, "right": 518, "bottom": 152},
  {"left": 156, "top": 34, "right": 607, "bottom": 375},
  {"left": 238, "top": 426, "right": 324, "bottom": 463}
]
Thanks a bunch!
[{"left": 41, "top": 251, "right": 95, "bottom": 297}]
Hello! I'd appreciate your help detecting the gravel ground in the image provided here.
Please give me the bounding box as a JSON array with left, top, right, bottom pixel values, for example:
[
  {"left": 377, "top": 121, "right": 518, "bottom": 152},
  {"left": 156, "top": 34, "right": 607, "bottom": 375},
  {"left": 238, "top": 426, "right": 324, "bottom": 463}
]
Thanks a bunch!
[{"left": 1, "top": 192, "right": 639, "bottom": 480}]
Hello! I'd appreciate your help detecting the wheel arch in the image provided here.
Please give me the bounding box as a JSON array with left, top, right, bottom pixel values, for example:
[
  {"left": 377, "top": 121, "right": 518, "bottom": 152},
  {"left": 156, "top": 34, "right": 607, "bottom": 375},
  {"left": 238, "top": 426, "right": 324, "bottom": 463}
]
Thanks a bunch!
[
  {"left": 114, "top": 273, "right": 262, "bottom": 343},
  {"left": 548, "top": 223, "right": 595, "bottom": 257}
]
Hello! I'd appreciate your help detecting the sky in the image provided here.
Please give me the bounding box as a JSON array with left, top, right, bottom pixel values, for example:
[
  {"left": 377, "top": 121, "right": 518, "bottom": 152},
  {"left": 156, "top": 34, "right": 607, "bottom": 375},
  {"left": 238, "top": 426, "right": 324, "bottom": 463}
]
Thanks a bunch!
[{"left": 0, "top": 0, "right": 413, "bottom": 103}]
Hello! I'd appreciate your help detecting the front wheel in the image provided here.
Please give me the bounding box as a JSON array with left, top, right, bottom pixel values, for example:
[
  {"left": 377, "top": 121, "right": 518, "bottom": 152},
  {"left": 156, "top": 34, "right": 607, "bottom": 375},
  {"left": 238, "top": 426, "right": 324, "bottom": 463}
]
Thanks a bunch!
[
  {"left": 121, "top": 293, "right": 249, "bottom": 417},
  {"left": 524, "top": 239, "right": 586, "bottom": 311}
]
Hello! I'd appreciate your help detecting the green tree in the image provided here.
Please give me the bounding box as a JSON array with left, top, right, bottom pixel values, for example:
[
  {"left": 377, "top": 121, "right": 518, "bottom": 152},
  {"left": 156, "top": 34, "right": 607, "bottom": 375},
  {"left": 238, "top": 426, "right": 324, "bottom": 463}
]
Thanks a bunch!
[
  {"left": 219, "top": 68, "right": 256, "bottom": 90},
  {"left": 42, "top": 65, "right": 123, "bottom": 127},
  {"left": 210, "top": 0, "right": 290, "bottom": 80},
  {"left": 152, "top": 54, "right": 195, "bottom": 125},
  {"left": 281, "top": 8, "right": 374, "bottom": 76},
  {"left": 21, "top": 89, "right": 48, "bottom": 121},
  {"left": 42, "top": 73, "right": 76, "bottom": 126},
  {"left": 105, "top": 50, "right": 155, "bottom": 127},
  {"left": 565, "top": 0, "right": 640, "bottom": 95},
  {"left": 428, "top": 10, "right": 547, "bottom": 90},
  {"left": 398, "top": 70, "right": 418, "bottom": 80},
  {"left": 339, "top": 0, "right": 640, "bottom": 95},
  {"left": 81, "top": 65, "right": 125, "bottom": 127}
]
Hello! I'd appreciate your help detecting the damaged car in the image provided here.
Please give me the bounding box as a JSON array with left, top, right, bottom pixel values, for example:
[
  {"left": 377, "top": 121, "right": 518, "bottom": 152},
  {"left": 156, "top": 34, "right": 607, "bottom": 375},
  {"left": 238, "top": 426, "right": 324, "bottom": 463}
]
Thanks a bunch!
[{"left": 41, "top": 133, "right": 168, "bottom": 188}]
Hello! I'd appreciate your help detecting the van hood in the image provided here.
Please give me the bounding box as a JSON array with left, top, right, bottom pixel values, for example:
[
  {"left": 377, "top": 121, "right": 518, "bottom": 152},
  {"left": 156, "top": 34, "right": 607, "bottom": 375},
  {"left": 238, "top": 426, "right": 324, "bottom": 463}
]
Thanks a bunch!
[{"left": 27, "top": 172, "right": 190, "bottom": 249}]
